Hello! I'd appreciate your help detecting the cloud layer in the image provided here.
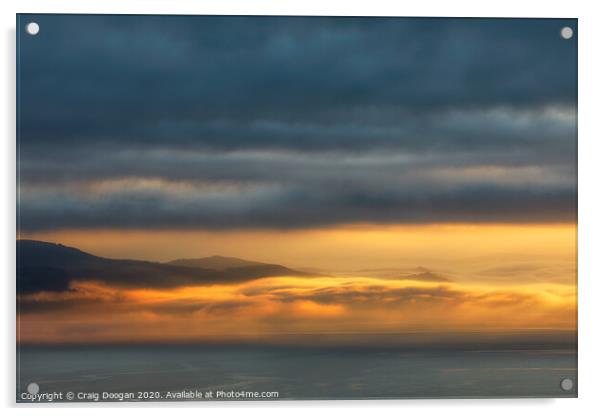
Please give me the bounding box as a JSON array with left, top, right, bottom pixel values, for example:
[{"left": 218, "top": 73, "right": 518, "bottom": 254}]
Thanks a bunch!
[
  {"left": 17, "top": 275, "right": 576, "bottom": 344},
  {"left": 18, "top": 16, "right": 577, "bottom": 231}
]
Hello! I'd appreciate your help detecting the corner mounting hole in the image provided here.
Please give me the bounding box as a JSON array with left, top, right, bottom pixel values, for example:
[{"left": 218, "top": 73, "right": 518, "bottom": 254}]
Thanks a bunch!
[
  {"left": 560, "top": 377, "right": 574, "bottom": 391},
  {"left": 560, "top": 26, "right": 573, "bottom": 40},
  {"left": 27, "top": 382, "right": 39, "bottom": 394},
  {"left": 26, "top": 22, "right": 40, "bottom": 36}
]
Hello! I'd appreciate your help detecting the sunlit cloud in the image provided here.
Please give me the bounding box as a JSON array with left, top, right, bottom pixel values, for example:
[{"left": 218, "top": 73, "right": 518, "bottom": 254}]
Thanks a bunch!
[{"left": 17, "top": 273, "right": 576, "bottom": 344}]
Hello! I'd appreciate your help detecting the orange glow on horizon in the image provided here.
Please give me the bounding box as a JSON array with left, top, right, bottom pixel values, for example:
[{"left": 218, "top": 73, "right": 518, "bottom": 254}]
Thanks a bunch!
[
  {"left": 19, "top": 222, "right": 576, "bottom": 267},
  {"left": 17, "top": 223, "right": 577, "bottom": 344}
]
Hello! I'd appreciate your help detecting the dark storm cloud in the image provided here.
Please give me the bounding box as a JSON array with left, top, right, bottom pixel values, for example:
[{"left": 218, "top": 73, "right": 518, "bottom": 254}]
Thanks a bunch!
[
  {"left": 19, "top": 15, "right": 576, "bottom": 149},
  {"left": 17, "top": 15, "right": 577, "bottom": 230}
]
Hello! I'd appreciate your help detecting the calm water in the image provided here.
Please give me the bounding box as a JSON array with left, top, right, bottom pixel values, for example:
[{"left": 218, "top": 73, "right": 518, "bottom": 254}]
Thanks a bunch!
[{"left": 17, "top": 345, "right": 577, "bottom": 401}]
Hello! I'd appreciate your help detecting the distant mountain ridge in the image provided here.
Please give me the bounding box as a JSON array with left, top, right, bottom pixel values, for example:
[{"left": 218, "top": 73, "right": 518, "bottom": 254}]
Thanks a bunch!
[
  {"left": 166, "top": 255, "right": 304, "bottom": 280},
  {"left": 17, "top": 240, "right": 306, "bottom": 294},
  {"left": 167, "top": 255, "right": 265, "bottom": 270}
]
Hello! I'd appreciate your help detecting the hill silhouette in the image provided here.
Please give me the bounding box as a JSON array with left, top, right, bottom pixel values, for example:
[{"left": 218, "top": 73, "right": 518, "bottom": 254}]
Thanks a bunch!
[
  {"left": 167, "top": 255, "right": 304, "bottom": 279},
  {"left": 167, "top": 255, "right": 265, "bottom": 270},
  {"left": 17, "top": 240, "right": 306, "bottom": 294}
]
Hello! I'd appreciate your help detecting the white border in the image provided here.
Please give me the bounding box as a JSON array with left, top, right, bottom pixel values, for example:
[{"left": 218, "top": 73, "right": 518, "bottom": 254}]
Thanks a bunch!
[{"left": 3, "top": 1, "right": 601, "bottom": 415}]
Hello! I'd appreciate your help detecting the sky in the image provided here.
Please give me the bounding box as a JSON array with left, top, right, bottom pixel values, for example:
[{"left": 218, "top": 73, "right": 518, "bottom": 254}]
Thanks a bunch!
[{"left": 17, "top": 15, "right": 577, "bottom": 345}]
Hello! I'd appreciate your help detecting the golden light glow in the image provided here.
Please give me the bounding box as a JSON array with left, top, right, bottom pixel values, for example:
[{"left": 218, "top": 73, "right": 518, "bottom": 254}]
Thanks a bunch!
[
  {"left": 17, "top": 223, "right": 577, "bottom": 344},
  {"left": 20, "top": 223, "right": 576, "bottom": 268}
]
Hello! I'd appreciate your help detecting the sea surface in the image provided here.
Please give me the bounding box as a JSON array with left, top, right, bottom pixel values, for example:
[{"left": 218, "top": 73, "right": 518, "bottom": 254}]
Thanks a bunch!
[{"left": 17, "top": 345, "right": 577, "bottom": 401}]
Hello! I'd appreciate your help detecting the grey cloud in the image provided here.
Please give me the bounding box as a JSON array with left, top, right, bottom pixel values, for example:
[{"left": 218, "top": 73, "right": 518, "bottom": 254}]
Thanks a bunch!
[
  {"left": 18, "top": 181, "right": 575, "bottom": 231},
  {"left": 19, "top": 16, "right": 577, "bottom": 151},
  {"left": 17, "top": 15, "right": 577, "bottom": 231}
]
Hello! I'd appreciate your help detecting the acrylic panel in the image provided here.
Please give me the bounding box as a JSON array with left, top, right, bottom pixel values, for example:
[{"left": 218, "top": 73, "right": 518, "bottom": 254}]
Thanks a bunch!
[{"left": 16, "top": 14, "right": 578, "bottom": 402}]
